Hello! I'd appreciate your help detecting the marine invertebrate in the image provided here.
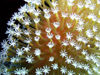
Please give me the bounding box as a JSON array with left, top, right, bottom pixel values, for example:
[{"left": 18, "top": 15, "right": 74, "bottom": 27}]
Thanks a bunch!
[{"left": 0, "top": 0, "right": 100, "bottom": 74}]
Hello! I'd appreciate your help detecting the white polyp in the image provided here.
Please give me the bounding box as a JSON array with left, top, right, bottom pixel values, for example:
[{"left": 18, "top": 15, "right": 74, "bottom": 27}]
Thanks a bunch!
[
  {"left": 47, "top": 41, "right": 54, "bottom": 48},
  {"left": 87, "top": 44, "right": 91, "bottom": 47},
  {"left": 69, "top": 40, "right": 76, "bottom": 47},
  {"left": 70, "top": 13, "right": 80, "bottom": 21},
  {"left": 97, "top": 0, "right": 100, "bottom": 4},
  {"left": 66, "top": 23, "right": 72, "bottom": 29},
  {"left": 75, "top": 43, "right": 81, "bottom": 50},
  {"left": 24, "top": 30, "right": 30, "bottom": 36},
  {"left": 67, "top": 1, "right": 74, "bottom": 6},
  {"left": 60, "top": 50, "right": 67, "bottom": 58},
  {"left": 51, "top": 1, "right": 58, "bottom": 7},
  {"left": 89, "top": 4, "right": 95, "bottom": 10},
  {"left": 99, "top": 10, "right": 100, "bottom": 15},
  {"left": 85, "top": 0, "right": 91, "bottom": 4},
  {"left": 81, "top": 50, "right": 88, "bottom": 55},
  {"left": 24, "top": 38, "right": 32, "bottom": 43},
  {"left": 16, "top": 57, "right": 20, "bottom": 62},
  {"left": 90, "top": 54, "right": 98, "bottom": 64},
  {"left": 93, "top": 26, "right": 98, "bottom": 32},
  {"left": 85, "top": 4, "right": 90, "bottom": 8},
  {"left": 1, "top": 40, "right": 9, "bottom": 51},
  {"left": 60, "top": 66, "right": 67, "bottom": 74},
  {"left": 23, "top": 18, "right": 31, "bottom": 25},
  {"left": 88, "top": 13, "right": 95, "bottom": 19},
  {"left": 35, "top": 68, "right": 43, "bottom": 75},
  {"left": 14, "top": 67, "right": 28, "bottom": 75},
  {"left": 86, "top": 29, "right": 94, "bottom": 38},
  {"left": 43, "top": 9, "right": 50, "bottom": 14},
  {"left": 34, "top": 18, "right": 40, "bottom": 24},
  {"left": 44, "top": 13, "right": 51, "bottom": 19},
  {"left": 78, "top": 19, "right": 84, "bottom": 25},
  {"left": 77, "top": 2, "right": 84, "bottom": 8},
  {"left": 33, "top": 9, "right": 41, "bottom": 16},
  {"left": 75, "top": 14, "right": 81, "bottom": 20},
  {"left": 95, "top": 42, "right": 100, "bottom": 48},
  {"left": 62, "top": 40, "right": 69, "bottom": 46},
  {"left": 31, "top": 0, "right": 41, "bottom": 5},
  {"left": 49, "top": 56, "right": 54, "bottom": 62},
  {"left": 34, "top": 48, "right": 41, "bottom": 56},
  {"left": 24, "top": 0, "right": 31, "bottom": 3},
  {"left": 45, "top": 27, "right": 51, "bottom": 33},
  {"left": 13, "top": 24, "right": 20, "bottom": 31},
  {"left": 9, "top": 39, "right": 17, "bottom": 47},
  {"left": 85, "top": 54, "right": 91, "bottom": 61},
  {"left": 77, "top": 35, "right": 84, "bottom": 42},
  {"left": 15, "top": 31, "right": 22, "bottom": 37},
  {"left": 70, "top": 13, "right": 76, "bottom": 20},
  {"left": 23, "top": 45, "right": 31, "bottom": 52},
  {"left": 7, "top": 19, "right": 15, "bottom": 26},
  {"left": 18, "top": 4, "right": 28, "bottom": 13},
  {"left": 47, "top": 33, "right": 53, "bottom": 39},
  {"left": 67, "top": 0, "right": 74, "bottom": 3},
  {"left": 34, "top": 36, "right": 40, "bottom": 42},
  {"left": 88, "top": 70, "right": 93, "bottom": 74},
  {"left": 72, "top": 61, "right": 78, "bottom": 68},
  {"left": 51, "top": 7, "right": 59, "bottom": 14},
  {"left": 26, "top": 55, "right": 34, "bottom": 63},
  {"left": 35, "top": 30, "right": 41, "bottom": 36},
  {"left": 83, "top": 64, "right": 89, "bottom": 70},
  {"left": 61, "top": 12, "right": 68, "bottom": 18},
  {"left": 82, "top": 37, "right": 89, "bottom": 44},
  {"left": 53, "top": 22, "right": 60, "bottom": 28},
  {"left": 10, "top": 57, "right": 16, "bottom": 63},
  {"left": 65, "top": 56, "right": 73, "bottom": 64},
  {"left": 42, "top": 65, "right": 51, "bottom": 74},
  {"left": 68, "top": 70, "right": 75, "bottom": 75},
  {"left": 97, "top": 18, "right": 100, "bottom": 23},
  {"left": 87, "top": 13, "right": 97, "bottom": 22},
  {"left": 93, "top": 66, "right": 99, "bottom": 72},
  {"left": 16, "top": 48, "right": 24, "bottom": 56},
  {"left": 95, "top": 35, "right": 100, "bottom": 41},
  {"left": 27, "top": 5, "right": 35, "bottom": 13},
  {"left": 92, "top": 15, "right": 97, "bottom": 22},
  {"left": 51, "top": 63, "right": 58, "bottom": 70},
  {"left": 66, "top": 32, "right": 73, "bottom": 40},
  {"left": 55, "top": 35, "right": 61, "bottom": 40}
]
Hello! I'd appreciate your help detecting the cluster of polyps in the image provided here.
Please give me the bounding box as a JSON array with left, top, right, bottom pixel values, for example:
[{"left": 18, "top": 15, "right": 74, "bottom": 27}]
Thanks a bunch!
[{"left": 0, "top": 0, "right": 100, "bottom": 75}]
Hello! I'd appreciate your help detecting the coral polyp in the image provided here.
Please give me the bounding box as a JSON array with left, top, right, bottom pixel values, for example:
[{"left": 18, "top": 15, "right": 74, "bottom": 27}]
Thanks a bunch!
[{"left": 0, "top": 0, "right": 100, "bottom": 75}]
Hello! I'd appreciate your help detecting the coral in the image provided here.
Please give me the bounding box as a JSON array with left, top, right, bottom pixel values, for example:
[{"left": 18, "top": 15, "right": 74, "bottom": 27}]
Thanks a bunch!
[{"left": 0, "top": 0, "right": 100, "bottom": 75}]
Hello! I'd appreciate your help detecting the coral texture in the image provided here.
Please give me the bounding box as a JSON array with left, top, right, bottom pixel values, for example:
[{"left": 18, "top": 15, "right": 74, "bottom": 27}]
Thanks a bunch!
[{"left": 0, "top": 0, "right": 100, "bottom": 75}]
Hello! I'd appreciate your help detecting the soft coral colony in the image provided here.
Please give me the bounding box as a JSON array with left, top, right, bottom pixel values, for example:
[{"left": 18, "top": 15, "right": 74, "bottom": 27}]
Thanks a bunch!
[{"left": 0, "top": 0, "right": 100, "bottom": 75}]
